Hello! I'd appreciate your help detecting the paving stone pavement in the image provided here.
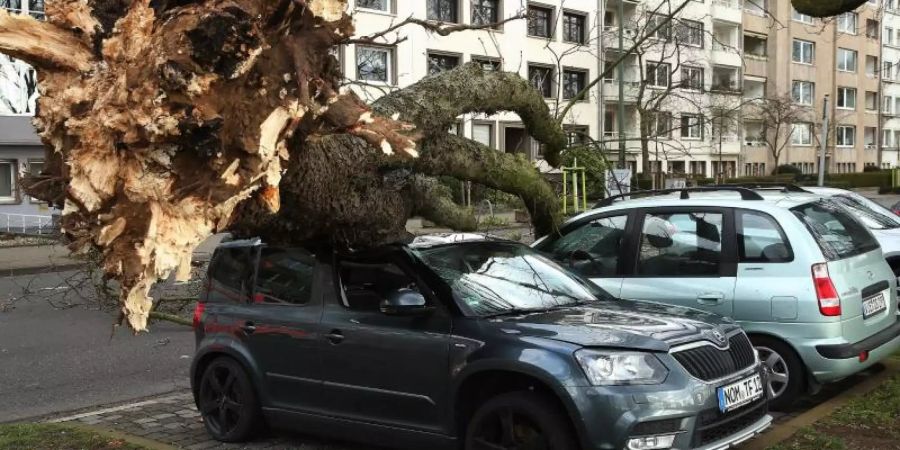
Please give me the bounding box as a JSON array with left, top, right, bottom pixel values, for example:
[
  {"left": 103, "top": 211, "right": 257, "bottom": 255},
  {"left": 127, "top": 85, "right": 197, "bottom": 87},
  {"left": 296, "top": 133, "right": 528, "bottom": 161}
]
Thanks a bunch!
[{"left": 50, "top": 390, "right": 380, "bottom": 450}]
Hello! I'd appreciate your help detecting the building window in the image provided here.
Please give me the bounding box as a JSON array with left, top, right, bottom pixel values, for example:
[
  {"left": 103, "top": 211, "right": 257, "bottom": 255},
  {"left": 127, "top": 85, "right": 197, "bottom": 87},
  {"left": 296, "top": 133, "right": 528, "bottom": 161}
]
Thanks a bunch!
[
  {"left": 427, "top": 52, "right": 460, "bottom": 76},
  {"left": 791, "top": 123, "right": 812, "bottom": 145},
  {"left": 647, "top": 62, "right": 670, "bottom": 88},
  {"left": 356, "top": 46, "right": 393, "bottom": 83},
  {"left": 888, "top": 27, "right": 896, "bottom": 46},
  {"left": 527, "top": 5, "right": 553, "bottom": 38},
  {"left": 472, "top": 56, "right": 501, "bottom": 72},
  {"left": 472, "top": 122, "right": 495, "bottom": 148},
  {"left": 791, "top": 80, "right": 814, "bottom": 105},
  {"left": 427, "top": 0, "right": 458, "bottom": 22},
  {"left": 792, "top": 39, "right": 814, "bottom": 64},
  {"left": 865, "top": 127, "right": 877, "bottom": 148},
  {"left": 836, "top": 48, "right": 857, "bottom": 72},
  {"left": 649, "top": 14, "right": 672, "bottom": 41},
  {"left": 745, "top": 0, "right": 766, "bottom": 16},
  {"left": 563, "top": 12, "right": 587, "bottom": 44},
  {"left": 677, "top": 20, "right": 704, "bottom": 47},
  {"left": 26, "top": 159, "right": 43, "bottom": 203},
  {"left": 837, "top": 87, "right": 857, "bottom": 109},
  {"left": 680, "top": 66, "right": 704, "bottom": 91},
  {"left": 562, "top": 69, "right": 587, "bottom": 100},
  {"left": 886, "top": 62, "right": 895, "bottom": 81},
  {"left": 866, "top": 55, "right": 878, "bottom": 77},
  {"left": 565, "top": 126, "right": 590, "bottom": 146},
  {"left": 837, "top": 12, "right": 858, "bottom": 34},
  {"left": 867, "top": 19, "right": 879, "bottom": 38},
  {"left": 472, "top": 0, "right": 499, "bottom": 26},
  {"left": 357, "top": 0, "right": 389, "bottom": 12},
  {"left": 0, "top": 161, "right": 16, "bottom": 202},
  {"left": 866, "top": 91, "right": 878, "bottom": 111},
  {"left": 651, "top": 112, "right": 672, "bottom": 139},
  {"left": 792, "top": 8, "right": 813, "bottom": 24},
  {"left": 836, "top": 125, "right": 856, "bottom": 147},
  {"left": 529, "top": 65, "right": 554, "bottom": 98},
  {"left": 744, "top": 34, "right": 767, "bottom": 58},
  {"left": 680, "top": 114, "right": 702, "bottom": 139}
]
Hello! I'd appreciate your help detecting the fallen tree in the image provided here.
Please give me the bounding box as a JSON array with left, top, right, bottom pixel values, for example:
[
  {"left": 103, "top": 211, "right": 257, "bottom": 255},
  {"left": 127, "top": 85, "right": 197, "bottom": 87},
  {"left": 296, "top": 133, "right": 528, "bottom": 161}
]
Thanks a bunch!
[{"left": 1, "top": 0, "right": 566, "bottom": 332}]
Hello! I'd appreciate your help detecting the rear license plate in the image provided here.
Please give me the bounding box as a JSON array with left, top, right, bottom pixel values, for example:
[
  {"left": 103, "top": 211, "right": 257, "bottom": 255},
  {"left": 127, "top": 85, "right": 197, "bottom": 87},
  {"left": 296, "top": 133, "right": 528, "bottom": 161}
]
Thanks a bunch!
[
  {"left": 863, "top": 293, "right": 887, "bottom": 319},
  {"left": 717, "top": 374, "right": 764, "bottom": 413}
]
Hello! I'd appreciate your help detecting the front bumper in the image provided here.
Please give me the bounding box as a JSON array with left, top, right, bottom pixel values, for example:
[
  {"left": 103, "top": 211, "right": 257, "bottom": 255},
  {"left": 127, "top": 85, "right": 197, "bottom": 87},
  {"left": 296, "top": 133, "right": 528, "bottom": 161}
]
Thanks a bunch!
[{"left": 566, "top": 359, "right": 771, "bottom": 450}]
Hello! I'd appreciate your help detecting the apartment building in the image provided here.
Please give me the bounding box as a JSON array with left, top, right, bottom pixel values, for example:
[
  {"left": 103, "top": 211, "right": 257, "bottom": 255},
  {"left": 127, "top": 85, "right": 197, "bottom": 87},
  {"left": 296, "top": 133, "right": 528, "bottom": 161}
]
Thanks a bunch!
[
  {"left": 741, "top": 0, "right": 882, "bottom": 175},
  {"left": 348, "top": 0, "right": 603, "bottom": 168},
  {"left": 602, "top": 0, "right": 744, "bottom": 178},
  {"left": 0, "top": 0, "right": 51, "bottom": 222},
  {"left": 883, "top": 0, "right": 900, "bottom": 166}
]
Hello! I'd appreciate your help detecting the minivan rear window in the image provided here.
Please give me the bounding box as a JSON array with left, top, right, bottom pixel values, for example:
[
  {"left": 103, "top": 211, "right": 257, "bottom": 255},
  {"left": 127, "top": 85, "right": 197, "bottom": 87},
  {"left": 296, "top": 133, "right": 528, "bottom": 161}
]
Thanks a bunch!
[{"left": 791, "top": 200, "right": 880, "bottom": 261}]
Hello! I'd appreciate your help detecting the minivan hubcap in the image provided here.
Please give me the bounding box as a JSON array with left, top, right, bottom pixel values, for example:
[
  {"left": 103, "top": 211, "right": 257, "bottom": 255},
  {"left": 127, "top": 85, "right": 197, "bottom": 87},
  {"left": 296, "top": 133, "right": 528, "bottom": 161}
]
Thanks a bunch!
[
  {"left": 199, "top": 365, "right": 243, "bottom": 436},
  {"left": 471, "top": 408, "right": 548, "bottom": 450},
  {"left": 756, "top": 346, "right": 789, "bottom": 399}
]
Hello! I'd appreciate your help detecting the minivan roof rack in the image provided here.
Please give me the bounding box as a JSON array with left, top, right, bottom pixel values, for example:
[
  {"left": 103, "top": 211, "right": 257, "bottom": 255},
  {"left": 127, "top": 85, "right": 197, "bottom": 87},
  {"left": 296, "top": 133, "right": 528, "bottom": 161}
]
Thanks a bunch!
[
  {"left": 715, "top": 182, "right": 811, "bottom": 194},
  {"left": 594, "top": 186, "right": 764, "bottom": 208}
]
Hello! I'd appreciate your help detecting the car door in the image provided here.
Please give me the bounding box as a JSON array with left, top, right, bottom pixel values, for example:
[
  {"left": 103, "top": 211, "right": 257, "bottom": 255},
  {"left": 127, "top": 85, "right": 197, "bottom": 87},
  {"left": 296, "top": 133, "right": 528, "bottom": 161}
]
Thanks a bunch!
[
  {"left": 534, "top": 212, "right": 632, "bottom": 296},
  {"left": 237, "top": 246, "right": 325, "bottom": 412},
  {"left": 732, "top": 209, "right": 802, "bottom": 324},
  {"left": 317, "top": 250, "right": 452, "bottom": 433},
  {"left": 619, "top": 207, "right": 737, "bottom": 318}
]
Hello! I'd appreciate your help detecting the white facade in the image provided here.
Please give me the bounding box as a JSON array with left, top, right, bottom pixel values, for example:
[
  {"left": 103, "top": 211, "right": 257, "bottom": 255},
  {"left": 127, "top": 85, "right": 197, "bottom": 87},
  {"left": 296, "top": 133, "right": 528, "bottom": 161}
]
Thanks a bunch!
[
  {"left": 0, "top": 1, "right": 52, "bottom": 220},
  {"left": 348, "top": 0, "right": 603, "bottom": 167}
]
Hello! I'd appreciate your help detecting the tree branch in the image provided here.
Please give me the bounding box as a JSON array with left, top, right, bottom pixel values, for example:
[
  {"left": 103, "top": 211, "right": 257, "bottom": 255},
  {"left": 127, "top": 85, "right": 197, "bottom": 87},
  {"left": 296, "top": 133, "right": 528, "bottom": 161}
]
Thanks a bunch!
[
  {"left": 374, "top": 62, "right": 568, "bottom": 166},
  {"left": 414, "top": 134, "right": 562, "bottom": 238},
  {"left": 0, "top": 9, "right": 94, "bottom": 71},
  {"left": 410, "top": 175, "right": 477, "bottom": 231},
  {"left": 346, "top": 11, "right": 526, "bottom": 45}
]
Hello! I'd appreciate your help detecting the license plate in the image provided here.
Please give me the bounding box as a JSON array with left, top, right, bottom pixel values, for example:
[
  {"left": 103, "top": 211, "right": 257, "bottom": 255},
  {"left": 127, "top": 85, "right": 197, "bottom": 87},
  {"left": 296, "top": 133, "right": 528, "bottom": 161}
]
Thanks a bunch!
[
  {"left": 863, "top": 293, "right": 887, "bottom": 319},
  {"left": 717, "top": 374, "right": 764, "bottom": 413}
]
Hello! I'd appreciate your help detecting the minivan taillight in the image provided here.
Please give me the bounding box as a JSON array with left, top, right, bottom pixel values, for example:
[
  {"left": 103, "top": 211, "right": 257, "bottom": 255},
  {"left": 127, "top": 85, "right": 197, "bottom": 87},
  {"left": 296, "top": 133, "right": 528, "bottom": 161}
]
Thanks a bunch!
[
  {"left": 193, "top": 302, "right": 206, "bottom": 330},
  {"left": 812, "top": 263, "right": 841, "bottom": 316}
]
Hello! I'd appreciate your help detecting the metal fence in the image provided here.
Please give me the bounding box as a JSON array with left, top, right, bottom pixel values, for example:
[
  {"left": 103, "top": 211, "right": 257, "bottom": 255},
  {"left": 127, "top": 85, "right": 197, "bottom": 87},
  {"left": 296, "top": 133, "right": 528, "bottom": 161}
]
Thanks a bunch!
[{"left": 0, "top": 213, "right": 57, "bottom": 235}]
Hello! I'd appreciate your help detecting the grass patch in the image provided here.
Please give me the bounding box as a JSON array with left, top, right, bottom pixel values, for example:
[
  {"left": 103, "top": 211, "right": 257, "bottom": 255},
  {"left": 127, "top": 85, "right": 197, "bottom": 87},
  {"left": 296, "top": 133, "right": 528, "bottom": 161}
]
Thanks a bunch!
[
  {"left": 0, "top": 423, "right": 148, "bottom": 450},
  {"left": 771, "top": 368, "right": 900, "bottom": 450}
]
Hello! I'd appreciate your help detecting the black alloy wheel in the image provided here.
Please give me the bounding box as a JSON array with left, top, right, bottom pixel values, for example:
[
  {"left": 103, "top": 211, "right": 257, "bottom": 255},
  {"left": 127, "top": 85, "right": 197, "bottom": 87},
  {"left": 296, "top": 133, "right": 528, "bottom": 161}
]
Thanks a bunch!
[
  {"left": 465, "top": 392, "right": 577, "bottom": 450},
  {"left": 197, "top": 357, "right": 262, "bottom": 442}
]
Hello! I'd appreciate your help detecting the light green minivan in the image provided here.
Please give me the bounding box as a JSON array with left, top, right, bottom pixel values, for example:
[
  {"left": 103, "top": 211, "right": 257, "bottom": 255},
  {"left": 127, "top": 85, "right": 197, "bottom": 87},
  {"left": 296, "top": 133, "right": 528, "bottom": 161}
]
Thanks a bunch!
[{"left": 534, "top": 187, "right": 900, "bottom": 409}]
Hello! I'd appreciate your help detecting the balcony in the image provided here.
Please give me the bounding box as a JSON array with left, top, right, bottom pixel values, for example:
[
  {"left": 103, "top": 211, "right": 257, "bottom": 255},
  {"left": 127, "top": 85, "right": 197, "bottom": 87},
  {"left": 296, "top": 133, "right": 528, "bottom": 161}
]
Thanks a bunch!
[
  {"left": 602, "top": 78, "right": 641, "bottom": 102},
  {"left": 711, "top": 66, "right": 742, "bottom": 94},
  {"left": 602, "top": 27, "right": 638, "bottom": 50},
  {"left": 712, "top": 0, "right": 742, "bottom": 22}
]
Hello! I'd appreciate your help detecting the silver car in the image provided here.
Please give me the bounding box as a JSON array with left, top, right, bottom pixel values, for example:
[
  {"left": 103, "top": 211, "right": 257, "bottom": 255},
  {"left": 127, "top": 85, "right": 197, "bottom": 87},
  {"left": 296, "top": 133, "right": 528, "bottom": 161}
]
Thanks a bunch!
[{"left": 533, "top": 187, "right": 900, "bottom": 410}]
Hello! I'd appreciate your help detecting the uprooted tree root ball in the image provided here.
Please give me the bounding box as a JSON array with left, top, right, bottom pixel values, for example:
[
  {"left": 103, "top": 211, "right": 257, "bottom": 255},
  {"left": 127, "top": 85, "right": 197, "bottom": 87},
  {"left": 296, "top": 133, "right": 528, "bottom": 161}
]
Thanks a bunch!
[{"left": 1, "top": 0, "right": 566, "bottom": 332}]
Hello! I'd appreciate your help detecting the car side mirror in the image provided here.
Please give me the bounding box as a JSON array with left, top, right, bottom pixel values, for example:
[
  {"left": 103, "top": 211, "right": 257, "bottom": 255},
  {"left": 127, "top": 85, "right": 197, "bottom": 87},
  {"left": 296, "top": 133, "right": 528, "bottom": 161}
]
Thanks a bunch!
[{"left": 380, "top": 288, "right": 434, "bottom": 316}]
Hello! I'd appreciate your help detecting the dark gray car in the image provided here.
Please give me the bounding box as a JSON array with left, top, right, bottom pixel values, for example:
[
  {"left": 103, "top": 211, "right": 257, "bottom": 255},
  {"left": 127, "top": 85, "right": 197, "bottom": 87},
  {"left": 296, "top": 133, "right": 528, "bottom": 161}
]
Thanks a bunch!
[{"left": 190, "top": 235, "right": 771, "bottom": 450}]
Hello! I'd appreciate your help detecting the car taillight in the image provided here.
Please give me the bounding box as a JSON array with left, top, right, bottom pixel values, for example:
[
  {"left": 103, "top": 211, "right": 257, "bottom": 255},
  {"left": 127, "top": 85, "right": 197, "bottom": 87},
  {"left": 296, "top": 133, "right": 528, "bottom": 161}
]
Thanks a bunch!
[
  {"left": 192, "top": 302, "right": 206, "bottom": 330},
  {"left": 812, "top": 263, "right": 841, "bottom": 316}
]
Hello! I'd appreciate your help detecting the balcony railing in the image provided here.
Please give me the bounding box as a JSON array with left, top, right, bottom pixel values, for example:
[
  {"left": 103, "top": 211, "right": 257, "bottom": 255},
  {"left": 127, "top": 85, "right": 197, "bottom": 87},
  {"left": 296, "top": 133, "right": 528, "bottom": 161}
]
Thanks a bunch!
[{"left": 713, "top": 0, "right": 740, "bottom": 8}]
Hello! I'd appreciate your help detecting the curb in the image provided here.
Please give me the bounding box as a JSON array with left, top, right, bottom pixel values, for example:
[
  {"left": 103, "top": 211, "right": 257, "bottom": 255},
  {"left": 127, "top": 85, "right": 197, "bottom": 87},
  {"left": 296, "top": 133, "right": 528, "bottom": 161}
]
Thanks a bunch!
[
  {"left": 740, "top": 359, "right": 900, "bottom": 450},
  {"left": 0, "top": 263, "right": 84, "bottom": 278},
  {"left": 64, "top": 422, "right": 178, "bottom": 450}
]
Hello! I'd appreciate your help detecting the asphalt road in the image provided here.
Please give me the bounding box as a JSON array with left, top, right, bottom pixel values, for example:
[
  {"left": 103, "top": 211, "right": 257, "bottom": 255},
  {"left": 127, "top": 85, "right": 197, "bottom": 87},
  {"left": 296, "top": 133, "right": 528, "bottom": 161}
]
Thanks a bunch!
[{"left": 0, "top": 270, "right": 194, "bottom": 422}]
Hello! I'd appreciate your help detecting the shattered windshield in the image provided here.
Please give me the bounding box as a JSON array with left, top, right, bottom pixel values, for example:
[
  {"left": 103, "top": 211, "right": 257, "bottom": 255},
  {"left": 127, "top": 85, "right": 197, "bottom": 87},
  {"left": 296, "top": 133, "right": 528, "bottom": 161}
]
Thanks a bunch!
[{"left": 415, "top": 242, "right": 611, "bottom": 317}]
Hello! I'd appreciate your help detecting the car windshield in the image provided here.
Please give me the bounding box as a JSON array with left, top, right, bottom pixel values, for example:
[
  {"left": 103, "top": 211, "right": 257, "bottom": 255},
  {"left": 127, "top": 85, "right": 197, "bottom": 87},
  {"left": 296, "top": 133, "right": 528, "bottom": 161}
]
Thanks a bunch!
[
  {"left": 415, "top": 242, "right": 611, "bottom": 317},
  {"left": 832, "top": 194, "right": 900, "bottom": 230}
]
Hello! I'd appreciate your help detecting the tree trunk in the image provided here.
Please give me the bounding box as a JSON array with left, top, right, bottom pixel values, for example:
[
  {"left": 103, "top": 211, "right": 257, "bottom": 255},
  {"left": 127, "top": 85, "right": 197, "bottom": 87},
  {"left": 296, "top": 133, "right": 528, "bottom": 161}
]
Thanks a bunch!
[{"left": 3, "top": 0, "right": 566, "bottom": 331}]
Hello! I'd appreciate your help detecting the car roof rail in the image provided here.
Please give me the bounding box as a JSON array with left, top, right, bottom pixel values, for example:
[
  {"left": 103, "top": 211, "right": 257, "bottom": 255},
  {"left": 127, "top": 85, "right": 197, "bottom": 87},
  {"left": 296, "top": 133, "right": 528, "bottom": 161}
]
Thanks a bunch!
[
  {"left": 715, "top": 182, "right": 811, "bottom": 194},
  {"left": 594, "top": 186, "right": 764, "bottom": 208}
]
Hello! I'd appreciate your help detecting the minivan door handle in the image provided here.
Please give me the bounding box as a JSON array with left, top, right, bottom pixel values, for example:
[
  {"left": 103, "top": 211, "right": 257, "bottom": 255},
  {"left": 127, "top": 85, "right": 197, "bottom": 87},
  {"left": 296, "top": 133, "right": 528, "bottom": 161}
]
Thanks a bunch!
[
  {"left": 241, "top": 321, "right": 256, "bottom": 334},
  {"left": 697, "top": 293, "right": 725, "bottom": 305},
  {"left": 325, "top": 330, "right": 345, "bottom": 345}
]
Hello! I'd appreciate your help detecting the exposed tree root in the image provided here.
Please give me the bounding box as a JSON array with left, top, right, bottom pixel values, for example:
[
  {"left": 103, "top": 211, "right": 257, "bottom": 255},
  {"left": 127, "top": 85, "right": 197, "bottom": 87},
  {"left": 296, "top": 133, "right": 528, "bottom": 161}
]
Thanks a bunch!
[{"left": 5, "top": 1, "right": 566, "bottom": 331}]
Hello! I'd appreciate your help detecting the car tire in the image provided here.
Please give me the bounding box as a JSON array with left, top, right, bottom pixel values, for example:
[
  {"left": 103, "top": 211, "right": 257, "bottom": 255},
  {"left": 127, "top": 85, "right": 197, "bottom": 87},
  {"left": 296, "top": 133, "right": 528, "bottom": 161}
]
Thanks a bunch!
[
  {"left": 196, "top": 357, "right": 263, "bottom": 442},
  {"left": 751, "top": 336, "right": 804, "bottom": 411},
  {"left": 464, "top": 391, "right": 578, "bottom": 450}
]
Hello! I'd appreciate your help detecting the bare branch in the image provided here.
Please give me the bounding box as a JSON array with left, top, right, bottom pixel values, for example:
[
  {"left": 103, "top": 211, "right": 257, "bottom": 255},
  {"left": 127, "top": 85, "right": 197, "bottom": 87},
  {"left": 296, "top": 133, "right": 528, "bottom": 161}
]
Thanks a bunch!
[{"left": 346, "top": 11, "right": 527, "bottom": 45}]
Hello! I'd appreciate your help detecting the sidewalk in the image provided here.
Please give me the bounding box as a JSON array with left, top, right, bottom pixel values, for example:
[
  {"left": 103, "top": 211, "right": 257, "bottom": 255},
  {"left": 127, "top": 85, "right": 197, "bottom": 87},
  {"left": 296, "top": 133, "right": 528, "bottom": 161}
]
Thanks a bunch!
[
  {"left": 49, "top": 390, "right": 373, "bottom": 450},
  {"left": 0, "top": 244, "right": 82, "bottom": 276}
]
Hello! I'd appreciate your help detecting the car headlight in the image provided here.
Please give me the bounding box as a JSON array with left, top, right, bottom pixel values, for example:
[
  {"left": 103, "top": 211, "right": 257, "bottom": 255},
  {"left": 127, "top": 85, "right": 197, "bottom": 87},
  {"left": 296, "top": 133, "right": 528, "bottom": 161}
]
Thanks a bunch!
[{"left": 575, "top": 350, "right": 668, "bottom": 386}]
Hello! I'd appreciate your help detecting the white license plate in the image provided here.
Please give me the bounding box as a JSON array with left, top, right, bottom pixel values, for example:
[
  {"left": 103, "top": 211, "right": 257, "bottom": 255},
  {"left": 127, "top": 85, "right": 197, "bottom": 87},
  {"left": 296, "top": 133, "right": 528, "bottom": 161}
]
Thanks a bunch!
[
  {"left": 863, "top": 293, "right": 887, "bottom": 319},
  {"left": 717, "top": 374, "right": 764, "bottom": 413}
]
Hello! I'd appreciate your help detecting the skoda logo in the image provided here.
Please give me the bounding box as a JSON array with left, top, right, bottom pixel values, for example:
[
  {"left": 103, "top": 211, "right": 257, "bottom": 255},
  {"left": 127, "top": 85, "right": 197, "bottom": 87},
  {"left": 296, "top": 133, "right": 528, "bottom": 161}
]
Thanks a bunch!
[{"left": 707, "top": 328, "right": 727, "bottom": 346}]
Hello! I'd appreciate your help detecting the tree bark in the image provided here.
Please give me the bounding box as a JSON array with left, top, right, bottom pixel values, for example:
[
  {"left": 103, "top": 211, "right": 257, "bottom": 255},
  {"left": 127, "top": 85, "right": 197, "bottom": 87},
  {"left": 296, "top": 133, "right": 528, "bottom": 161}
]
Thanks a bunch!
[
  {"left": 4, "top": 1, "right": 566, "bottom": 331},
  {"left": 791, "top": 0, "right": 868, "bottom": 18}
]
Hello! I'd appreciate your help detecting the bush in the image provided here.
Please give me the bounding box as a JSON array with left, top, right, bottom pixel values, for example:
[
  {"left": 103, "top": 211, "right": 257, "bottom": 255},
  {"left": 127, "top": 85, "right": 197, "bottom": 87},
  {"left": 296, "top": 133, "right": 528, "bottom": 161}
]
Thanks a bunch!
[
  {"left": 864, "top": 165, "right": 882, "bottom": 172},
  {"left": 772, "top": 164, "right": 802, "bottom": 176}
]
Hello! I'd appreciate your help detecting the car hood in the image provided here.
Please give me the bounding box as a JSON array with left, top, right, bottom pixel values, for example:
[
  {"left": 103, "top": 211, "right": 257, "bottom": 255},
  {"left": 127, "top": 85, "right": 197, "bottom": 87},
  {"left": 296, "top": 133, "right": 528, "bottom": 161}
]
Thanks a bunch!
[{"left": 486, "top": 300, "right": 738, "bottom": 352}]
